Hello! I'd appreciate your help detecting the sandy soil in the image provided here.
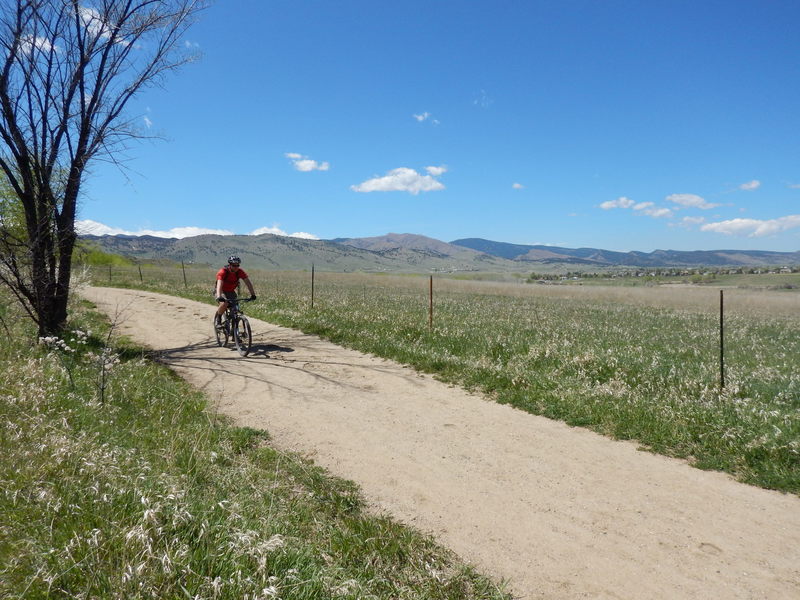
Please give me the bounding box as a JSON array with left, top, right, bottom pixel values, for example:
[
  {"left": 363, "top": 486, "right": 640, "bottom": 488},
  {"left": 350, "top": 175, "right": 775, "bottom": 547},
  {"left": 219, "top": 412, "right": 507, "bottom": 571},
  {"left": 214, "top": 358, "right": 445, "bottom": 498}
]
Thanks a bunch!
[{"left": 82, "top": 287, "right": 800, "bottom": 600}]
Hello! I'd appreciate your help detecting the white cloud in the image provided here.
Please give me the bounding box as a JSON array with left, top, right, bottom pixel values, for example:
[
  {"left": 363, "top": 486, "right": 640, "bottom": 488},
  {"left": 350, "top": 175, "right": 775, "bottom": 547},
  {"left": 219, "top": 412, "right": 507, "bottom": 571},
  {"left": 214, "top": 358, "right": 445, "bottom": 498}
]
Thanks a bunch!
[
  {"left": 413, "top": 112, "right": 440, "bottom": 125},
  {"left": 295, "top": 159, "right": 329, "bottom": 172},
  {"left": 681, "top": 216, "right": 706, "bottom": 227},
  {"left": 788, "top": 183, "right": 800, "bottom": 189},
  {"left": 739, "top": 180, "right": 761, "bottom": 191},
  {"left": 249, "top": 226, "right": 319, "bottom": 240},
  {"left": 285, "top": 152, "right": 330, "bottom": 172},
  {"left": 143, "top": 116, "right": 153, "bottom": 129},
  {"left": 425, "top": 165, "right": 447, "bottom": 177},
  {"left": 78, "top": 7, "right": 129, "bottom": 46},
  {"left": 473, "top": 89, "right": 492, "bottom": 108},
  {"left": 160, "top": 226, "right": 234, "bottom": 238},
  {"left": 20, "top": 34, "right": 55, "bottom": 55},
  {"left": 636, "top": 204, "right": 673, "bottom": 218},
  {"left": 600, "top": 196, "right": 672, "bottom": 218},
  {"left": 76, "top": 220, "right": 233, "bottom": 238},
  {"left": 666, "top": 193, "right": 719, "bottom": 209},
  {"left": 351, "top": 166, "right": 446, "bottom": 195},
  {"left": 75, "top": 220, "right": 123, "bottom": 236},
  {"left": 512, "top": 183, "right": 524, "bottom": 190},
  {"left": 77, "top": 219, "right": 320, "bottom": 240},
  {"left": 600, "top": 197, "right": 635, "bottom": 210},
  {"left": 250, "top": 226, "right": 286, "bottom": 236},
  {"left": 701, "top": 215, "right": 800, "bottom": 237}
]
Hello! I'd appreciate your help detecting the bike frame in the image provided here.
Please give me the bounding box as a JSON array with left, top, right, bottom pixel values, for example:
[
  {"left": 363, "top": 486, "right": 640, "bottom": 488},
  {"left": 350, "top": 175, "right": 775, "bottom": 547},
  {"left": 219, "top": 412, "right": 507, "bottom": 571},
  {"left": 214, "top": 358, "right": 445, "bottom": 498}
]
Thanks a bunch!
[{"left": 216, "top": 297, "right": 253, "bottom": 356}]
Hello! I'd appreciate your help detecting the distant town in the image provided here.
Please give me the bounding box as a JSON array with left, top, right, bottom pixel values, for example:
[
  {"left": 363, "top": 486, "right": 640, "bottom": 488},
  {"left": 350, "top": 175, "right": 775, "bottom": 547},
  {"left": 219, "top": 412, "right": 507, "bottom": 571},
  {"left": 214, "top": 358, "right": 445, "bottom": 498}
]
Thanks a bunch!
[{"left": 528, "top": 265, "right": 798, "bottom": 284}]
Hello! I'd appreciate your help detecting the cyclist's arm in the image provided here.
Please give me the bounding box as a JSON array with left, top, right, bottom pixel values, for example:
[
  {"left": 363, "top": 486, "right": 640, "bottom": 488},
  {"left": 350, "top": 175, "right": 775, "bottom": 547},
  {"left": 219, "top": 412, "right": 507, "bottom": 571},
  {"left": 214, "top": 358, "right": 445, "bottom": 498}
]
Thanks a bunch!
[
  {"left": 242, "top": 276, "right": 255, "bottom": 297},
  {"left": 215, "top": 279, "right": 224, "bottom": 299}
]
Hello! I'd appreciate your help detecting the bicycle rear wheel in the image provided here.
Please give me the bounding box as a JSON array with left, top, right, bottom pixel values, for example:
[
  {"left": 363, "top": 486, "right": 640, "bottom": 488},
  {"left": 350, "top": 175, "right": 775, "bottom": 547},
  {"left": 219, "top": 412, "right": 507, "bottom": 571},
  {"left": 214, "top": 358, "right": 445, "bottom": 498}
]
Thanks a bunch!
[
  {"left": 233, "top": 316, "right": 252, "bottom": 356},
  {"left": 214, "top": 314, "right": 229, "bottom": 347}
]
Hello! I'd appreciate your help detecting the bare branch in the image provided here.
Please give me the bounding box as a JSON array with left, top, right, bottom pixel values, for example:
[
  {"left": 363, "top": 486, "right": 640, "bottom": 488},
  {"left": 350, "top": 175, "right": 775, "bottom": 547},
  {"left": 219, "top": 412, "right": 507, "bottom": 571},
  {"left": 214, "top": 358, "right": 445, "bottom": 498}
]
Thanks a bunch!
[{"left": 0, "top": 0, "right": 206, "bottom": 335}]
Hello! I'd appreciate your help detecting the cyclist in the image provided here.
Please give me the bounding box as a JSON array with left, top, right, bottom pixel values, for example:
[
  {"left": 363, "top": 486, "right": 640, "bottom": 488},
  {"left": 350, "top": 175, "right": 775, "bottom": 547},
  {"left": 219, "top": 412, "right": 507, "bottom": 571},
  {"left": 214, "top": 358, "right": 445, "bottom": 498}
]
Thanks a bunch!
[{"left": 214, "top": 255, "right": 256, "bottom": 328}]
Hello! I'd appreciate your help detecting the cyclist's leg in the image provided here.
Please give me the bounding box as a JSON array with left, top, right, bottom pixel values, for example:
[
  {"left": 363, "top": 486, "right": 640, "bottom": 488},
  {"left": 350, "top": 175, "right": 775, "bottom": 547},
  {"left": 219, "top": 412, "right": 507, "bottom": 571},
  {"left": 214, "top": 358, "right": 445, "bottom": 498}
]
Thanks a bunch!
[
  {"left": 215, "top": 291, "right": 235, "bottom": 327},
  {"left": 222, "top": 291, "right": 237, "bottom": 328},
  {"left": 215, "top": 293, "right": 228, "bottom": 319}
]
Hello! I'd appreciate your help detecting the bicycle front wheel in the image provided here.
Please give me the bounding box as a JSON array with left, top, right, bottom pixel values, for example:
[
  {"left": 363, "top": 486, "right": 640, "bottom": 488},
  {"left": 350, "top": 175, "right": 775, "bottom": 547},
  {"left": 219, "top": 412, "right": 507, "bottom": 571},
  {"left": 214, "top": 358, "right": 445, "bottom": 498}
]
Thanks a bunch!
[
  {"left": 233, "top": 316, "right": 252, "bottom": 357},
  {"left": 214, "top": 315, "right": 229, "bottom": 347}
]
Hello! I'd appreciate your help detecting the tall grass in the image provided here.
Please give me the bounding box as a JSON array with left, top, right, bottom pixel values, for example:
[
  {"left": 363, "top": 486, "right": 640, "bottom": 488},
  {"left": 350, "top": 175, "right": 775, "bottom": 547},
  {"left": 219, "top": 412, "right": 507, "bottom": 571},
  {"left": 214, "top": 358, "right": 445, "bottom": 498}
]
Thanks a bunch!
[
  {"left": 89, "top": 265, "right": 800, "bottom": 494},
  {"left": 0, "top": 290, "right": 510, "bottom": 599}
]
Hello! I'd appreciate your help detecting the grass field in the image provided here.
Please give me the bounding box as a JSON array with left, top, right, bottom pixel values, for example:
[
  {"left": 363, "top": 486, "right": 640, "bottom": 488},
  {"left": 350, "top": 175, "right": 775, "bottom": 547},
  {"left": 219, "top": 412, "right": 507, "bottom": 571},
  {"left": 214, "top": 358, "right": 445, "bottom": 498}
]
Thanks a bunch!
[
  {"left": 0, "top": 288, "right": 511, "bottom": 599},
  {"left": 87, "top": 264, "right": 800, "bottom": 495}
]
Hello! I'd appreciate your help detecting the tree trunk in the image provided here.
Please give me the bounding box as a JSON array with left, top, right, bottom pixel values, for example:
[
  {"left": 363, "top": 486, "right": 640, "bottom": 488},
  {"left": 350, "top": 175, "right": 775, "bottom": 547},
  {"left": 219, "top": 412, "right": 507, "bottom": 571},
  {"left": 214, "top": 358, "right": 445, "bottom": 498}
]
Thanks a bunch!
[
  {"left": 38, "top": 280, "right": 68, "bottom": 337},
  {"left": 0, "top": 0, "right": 206, "bottom": 338}
]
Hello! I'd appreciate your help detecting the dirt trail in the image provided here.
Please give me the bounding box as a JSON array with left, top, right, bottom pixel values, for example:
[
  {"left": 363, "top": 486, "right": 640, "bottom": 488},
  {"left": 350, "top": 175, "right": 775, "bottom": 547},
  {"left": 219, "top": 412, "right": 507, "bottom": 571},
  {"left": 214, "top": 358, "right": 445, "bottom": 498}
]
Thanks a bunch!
[{"left": 82, "top": 287, "right": 800, "bottom": 600}]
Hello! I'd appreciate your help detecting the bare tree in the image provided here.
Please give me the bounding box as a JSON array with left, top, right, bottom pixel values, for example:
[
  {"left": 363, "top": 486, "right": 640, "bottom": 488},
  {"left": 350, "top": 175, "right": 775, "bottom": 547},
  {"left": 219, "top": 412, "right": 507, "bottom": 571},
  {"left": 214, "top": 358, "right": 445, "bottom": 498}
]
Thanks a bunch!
[{"left": 0, "top": 0, "right": 205, "bottom": 336}]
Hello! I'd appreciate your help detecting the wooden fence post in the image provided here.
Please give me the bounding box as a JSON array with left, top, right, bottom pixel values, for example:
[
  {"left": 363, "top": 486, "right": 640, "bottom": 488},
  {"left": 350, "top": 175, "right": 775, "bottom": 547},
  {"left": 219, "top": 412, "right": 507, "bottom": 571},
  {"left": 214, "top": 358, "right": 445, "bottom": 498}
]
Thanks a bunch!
[
  {"left": 311, "top": 264, "right": 315, "bottom": 309},
  {"left": 181, "top": 260, "right": 187, "bottom": 288}
]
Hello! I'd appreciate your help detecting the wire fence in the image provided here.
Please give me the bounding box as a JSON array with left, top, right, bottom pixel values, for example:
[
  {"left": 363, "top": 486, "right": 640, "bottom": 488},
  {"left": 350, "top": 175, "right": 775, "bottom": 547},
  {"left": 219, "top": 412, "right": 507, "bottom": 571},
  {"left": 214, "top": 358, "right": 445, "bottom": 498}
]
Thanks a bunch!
[
  {"left": 76, "top": 262, "right": 800, "bottom": 493},
  {"left": 82, "top": 261, "right": 800, "bottom": 396},
  {"left": 81, "top": 262, "right": 800, "bottom": 318}
]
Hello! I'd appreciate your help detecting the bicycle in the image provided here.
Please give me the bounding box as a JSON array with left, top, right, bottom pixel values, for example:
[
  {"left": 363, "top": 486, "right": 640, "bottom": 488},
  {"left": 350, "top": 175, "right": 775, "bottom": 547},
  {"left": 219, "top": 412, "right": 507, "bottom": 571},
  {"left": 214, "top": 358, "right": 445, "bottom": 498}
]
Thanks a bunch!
[{"left": 214, "top": 297, "right": 253, "bottom": 357}]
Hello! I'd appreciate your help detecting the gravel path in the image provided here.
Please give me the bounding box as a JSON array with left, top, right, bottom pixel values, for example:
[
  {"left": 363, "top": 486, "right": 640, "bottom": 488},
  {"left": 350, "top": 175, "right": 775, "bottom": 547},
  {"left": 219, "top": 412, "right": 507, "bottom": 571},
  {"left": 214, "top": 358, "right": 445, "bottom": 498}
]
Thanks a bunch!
[{"left": 83, "top": 287, "right": 800, "bottom": 599}]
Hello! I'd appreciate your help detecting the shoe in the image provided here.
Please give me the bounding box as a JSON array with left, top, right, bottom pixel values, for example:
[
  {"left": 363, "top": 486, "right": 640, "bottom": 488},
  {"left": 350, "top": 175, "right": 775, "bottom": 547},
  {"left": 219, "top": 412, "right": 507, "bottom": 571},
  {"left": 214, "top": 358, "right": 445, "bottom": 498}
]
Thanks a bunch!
[{"left": 214, "top": 315, "right": 222, "bottom": 328}]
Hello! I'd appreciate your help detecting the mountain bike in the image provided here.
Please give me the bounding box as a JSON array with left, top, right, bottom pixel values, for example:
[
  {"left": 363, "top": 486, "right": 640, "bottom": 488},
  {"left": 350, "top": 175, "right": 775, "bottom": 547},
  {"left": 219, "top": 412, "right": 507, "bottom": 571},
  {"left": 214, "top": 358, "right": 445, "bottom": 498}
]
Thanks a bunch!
[{"left": 214, "top": 297, "right": 253, "bottom": 357}]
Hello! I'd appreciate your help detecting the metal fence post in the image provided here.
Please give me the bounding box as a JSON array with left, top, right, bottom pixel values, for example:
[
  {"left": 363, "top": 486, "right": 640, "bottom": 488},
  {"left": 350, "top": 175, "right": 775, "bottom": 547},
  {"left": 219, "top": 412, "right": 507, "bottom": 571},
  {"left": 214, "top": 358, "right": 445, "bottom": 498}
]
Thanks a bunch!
[
  {"left": 429, "top": 275, "right": 433, "bottom": 330},
  {"left": 720, "top": 289, "right": 725, "bottom": 390}
]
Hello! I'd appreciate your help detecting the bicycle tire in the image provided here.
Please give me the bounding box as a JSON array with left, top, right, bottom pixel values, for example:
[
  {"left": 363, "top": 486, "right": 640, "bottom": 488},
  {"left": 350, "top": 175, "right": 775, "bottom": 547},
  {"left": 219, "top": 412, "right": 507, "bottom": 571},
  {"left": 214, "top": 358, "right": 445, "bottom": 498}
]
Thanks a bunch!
[
  {"left": 214, "top": 314, "right": 229, "bottom": 347},
  {"left": 233, "top": 316, "right": 252, "bottom": 357}
]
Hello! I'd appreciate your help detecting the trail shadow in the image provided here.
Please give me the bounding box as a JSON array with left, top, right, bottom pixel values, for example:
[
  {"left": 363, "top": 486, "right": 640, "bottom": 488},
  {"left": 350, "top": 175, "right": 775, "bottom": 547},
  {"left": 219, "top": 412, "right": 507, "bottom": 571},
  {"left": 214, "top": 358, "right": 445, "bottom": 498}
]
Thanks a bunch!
[
  {"left": 148, "top": 339, "right": 370, "bottom": 395},
  {"left": 150, "top": 340, "right": 294, "bottom": 360},
  {"left": 246, "top": 343, "right": 294, "bottom": 358}
]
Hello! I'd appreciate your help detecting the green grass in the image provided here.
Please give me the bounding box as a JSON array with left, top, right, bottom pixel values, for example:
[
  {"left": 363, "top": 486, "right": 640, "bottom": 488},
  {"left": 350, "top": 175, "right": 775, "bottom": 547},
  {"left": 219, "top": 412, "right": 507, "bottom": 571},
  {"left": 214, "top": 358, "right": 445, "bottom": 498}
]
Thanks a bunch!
[
  {"left": 0, "top": 291, "right": 511, "bottom": 599},
  {"left": 85, "top": 265, "right": 800, "bottom": 494}
]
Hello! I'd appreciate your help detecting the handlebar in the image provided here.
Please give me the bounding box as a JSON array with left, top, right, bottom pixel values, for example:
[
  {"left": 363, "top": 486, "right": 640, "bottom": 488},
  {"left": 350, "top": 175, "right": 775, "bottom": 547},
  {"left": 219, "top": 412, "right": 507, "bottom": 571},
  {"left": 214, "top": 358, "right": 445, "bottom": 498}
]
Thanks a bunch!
[{"left": 217, "top": 296, "right": 256, "bottom": 303}]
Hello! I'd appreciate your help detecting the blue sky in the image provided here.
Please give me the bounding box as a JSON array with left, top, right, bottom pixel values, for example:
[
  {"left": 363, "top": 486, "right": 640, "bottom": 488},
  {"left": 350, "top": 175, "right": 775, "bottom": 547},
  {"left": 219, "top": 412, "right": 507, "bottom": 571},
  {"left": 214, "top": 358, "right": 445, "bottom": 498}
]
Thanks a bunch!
[{"left": 78, "top": 0, "right": 800, "bottom": 252}]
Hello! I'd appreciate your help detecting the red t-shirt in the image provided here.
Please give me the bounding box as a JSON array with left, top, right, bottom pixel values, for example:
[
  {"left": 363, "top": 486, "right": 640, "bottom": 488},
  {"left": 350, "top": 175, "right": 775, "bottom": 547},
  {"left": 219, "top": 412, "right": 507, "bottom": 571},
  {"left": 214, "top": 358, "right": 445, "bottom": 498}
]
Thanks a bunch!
[{"left": 216, "top": 266, "right": 249, "bottom": 293}]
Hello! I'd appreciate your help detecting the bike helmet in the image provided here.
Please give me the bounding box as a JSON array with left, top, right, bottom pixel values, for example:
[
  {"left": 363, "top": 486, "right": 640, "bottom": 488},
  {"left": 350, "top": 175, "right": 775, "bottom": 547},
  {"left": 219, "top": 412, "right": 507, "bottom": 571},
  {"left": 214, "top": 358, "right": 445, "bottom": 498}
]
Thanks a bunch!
[{"left": 227, "top": 255, "right": 241, "bottom": 265}]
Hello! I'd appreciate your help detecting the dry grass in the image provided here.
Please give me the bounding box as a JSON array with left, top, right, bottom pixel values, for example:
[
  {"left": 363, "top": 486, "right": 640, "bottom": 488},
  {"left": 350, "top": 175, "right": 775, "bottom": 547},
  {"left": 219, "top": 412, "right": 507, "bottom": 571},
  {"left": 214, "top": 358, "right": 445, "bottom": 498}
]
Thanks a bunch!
[{"left": 82, "top": 265, "right": 800, "bottom": 492}]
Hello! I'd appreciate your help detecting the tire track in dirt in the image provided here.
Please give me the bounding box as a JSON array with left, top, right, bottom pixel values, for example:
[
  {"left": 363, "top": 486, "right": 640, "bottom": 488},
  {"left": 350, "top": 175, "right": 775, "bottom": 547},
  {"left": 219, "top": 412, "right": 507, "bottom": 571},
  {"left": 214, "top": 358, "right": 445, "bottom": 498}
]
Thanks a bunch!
[{"left": 82, "top": 287, "right": 800, "bottom": 600}]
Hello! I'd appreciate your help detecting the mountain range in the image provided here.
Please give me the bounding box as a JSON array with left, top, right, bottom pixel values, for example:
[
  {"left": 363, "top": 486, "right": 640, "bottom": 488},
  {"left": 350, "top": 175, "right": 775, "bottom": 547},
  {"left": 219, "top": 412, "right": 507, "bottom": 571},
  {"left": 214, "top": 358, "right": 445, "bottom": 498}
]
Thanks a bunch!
[
  {"left": 449, "top": 238, "right": 800, "bottom": 268},
  {"left": 79, "top": 232, "right": 800, "bottom": 272}
]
